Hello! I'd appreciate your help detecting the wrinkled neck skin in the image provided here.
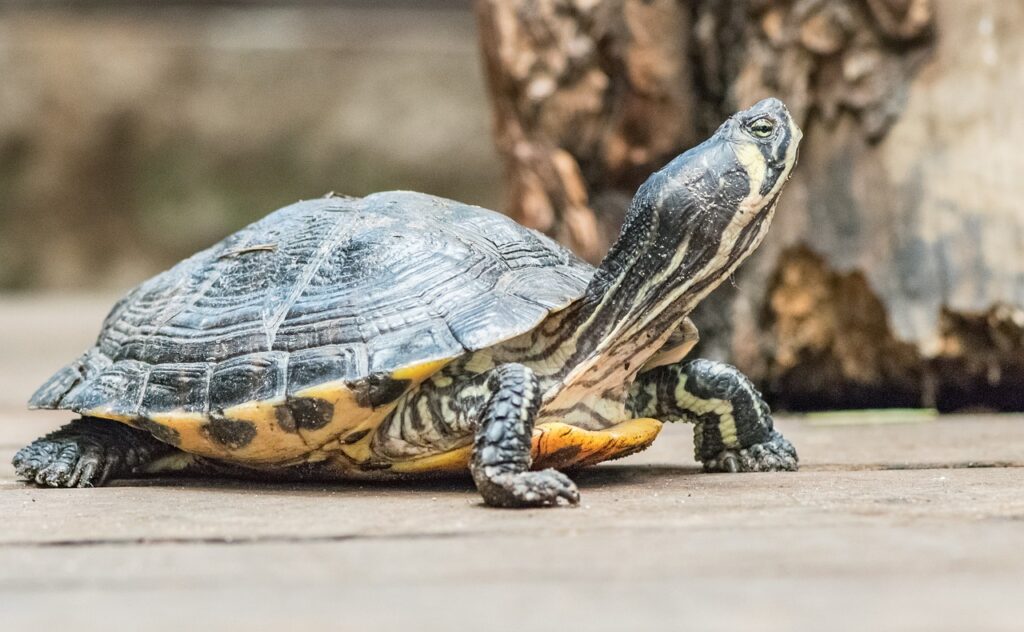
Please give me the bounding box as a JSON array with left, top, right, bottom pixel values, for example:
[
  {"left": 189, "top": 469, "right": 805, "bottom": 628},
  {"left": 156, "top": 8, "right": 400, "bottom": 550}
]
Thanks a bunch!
[{"left": 537, "top": 134, "right": 784, "bottom": 407}]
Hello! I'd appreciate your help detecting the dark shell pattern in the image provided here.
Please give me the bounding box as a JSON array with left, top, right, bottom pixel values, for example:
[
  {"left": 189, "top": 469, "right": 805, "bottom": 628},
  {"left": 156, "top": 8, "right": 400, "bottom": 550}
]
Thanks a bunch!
[{"left": 30, "top": 191, "right": 592, "bottom": 420}]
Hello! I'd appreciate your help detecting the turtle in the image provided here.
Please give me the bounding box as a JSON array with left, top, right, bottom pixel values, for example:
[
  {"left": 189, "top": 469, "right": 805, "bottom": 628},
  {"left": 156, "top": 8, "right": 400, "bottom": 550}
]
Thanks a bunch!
[{"left": 14, "top": 98, "right": 802, "bottom": 508}]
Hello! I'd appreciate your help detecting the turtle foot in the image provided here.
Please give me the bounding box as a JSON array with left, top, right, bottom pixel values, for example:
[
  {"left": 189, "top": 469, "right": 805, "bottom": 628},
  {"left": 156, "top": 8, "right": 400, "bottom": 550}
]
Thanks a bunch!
[
  {"left": 703, "top": 432, "right": 798, "bottom": 473},
  {"left": 13, "top": 432, "right": 116, "bottom": 488},
  {"left": 478, "top": 468, "right": 580, "bottom": 508},
  {"left": 13, "top": 418, "right": 173, "bottom": 488}
]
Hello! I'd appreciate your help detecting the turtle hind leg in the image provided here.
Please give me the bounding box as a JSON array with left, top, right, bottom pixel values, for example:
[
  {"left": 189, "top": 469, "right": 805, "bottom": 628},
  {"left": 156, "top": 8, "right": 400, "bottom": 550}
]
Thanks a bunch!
[
  {"left": 13, "top": 417, "right": 176, "bottom": 488},
  {"left": 471, "top": 363, "right": 580, "bottom": 508},
  {"left": 629, "top": 359, "right": 798, "bottom": 473}
]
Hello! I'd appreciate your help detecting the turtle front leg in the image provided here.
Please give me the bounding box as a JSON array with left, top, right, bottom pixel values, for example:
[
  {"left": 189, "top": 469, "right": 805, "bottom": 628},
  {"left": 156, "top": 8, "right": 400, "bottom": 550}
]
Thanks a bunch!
[
  {"left": 471, "top": 363, "right": 580, "bottom": 508},
  {"left": 13, "top": 417, "right": 176, "bottom": 487},
  {"left": 629, "top": 359, "right": 798, "bottom": 472}
]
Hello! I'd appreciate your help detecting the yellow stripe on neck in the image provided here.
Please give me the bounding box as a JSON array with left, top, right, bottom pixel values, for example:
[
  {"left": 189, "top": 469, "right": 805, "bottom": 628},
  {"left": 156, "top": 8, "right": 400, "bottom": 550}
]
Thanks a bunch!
[{"left": 732, "top": 142, "right": 767, "bottom": 202}]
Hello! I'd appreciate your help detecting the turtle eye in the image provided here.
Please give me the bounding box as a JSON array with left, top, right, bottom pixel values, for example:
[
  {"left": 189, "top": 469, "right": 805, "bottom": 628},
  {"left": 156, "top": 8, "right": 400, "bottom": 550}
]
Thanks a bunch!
[{"left": 748, "top": 117, "right": 776, "bottom": 139}]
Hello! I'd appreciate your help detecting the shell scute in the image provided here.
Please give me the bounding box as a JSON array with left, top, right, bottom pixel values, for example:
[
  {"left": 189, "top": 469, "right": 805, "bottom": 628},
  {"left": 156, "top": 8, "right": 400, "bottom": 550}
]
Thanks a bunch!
[
  {"left": 209, "top": 352, "right": 288, "bottom": 409},
  {"left": 63, "top": 360, "right": 147, "bottom": 416},
  {"left": 285, "top": 345, "right": 368, "bottom": 396},
  {"left": 141, "top": 364, "right": 210, "bottom": 413}
]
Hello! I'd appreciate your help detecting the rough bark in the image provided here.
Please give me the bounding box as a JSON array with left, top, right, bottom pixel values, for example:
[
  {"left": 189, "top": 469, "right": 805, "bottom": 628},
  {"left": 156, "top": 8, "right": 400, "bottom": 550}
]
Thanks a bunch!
[
  {"left": 475, "top": 0, "right": 700, "bottom": 262},
  {"left": 476, "top": 0, "right": 1024, "bottom": 411}
]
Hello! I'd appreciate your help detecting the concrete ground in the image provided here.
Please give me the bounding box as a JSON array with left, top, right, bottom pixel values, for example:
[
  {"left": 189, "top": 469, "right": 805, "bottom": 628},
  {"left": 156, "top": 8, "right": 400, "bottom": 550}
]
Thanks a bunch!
[{"left": 1, "top": 296, "right": 1022, "bottom": 631}]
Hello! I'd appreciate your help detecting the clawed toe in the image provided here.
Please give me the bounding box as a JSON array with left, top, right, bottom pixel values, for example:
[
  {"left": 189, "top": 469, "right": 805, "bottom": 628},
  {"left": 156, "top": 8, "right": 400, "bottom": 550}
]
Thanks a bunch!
[
  {"left": 718, "top": 452, "right": 740, "bottom": 473},
  {"left": 479, "top": 468, "right": 580, "bottom": 508},
  {"left": 703, "top": 432, "right": 798, "bottom": 473},
  {"left": 14, "top": 438, "right": 110, "bottom": 488},
  {"left": 13, "top": 418, "right": 176, "bottom": 489}
]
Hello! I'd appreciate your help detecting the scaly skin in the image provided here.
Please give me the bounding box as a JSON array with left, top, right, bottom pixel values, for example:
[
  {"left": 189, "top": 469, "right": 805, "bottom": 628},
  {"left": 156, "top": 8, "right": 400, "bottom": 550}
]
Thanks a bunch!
[
  {"left": 629, "top": 358, "right": 798, "bottom": 472},
  {"left": 470, "top": 363, "right": 579, "bottom": 508},
  {"left": 13, "top": 417, "right": 175, "bottom": 487}
]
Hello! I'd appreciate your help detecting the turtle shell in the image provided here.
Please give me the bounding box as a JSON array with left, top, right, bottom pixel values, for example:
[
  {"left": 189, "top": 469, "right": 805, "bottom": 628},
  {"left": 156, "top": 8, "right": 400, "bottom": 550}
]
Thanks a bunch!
[{"left": 30, "top": 191, "right": 591, "bottom": 462}]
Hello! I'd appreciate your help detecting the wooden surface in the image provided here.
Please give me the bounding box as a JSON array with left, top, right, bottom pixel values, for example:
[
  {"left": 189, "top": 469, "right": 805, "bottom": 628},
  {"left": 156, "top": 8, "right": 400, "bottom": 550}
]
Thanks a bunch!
[{"left": 1, "top": 296, "right": 1023, "bottom": 630}]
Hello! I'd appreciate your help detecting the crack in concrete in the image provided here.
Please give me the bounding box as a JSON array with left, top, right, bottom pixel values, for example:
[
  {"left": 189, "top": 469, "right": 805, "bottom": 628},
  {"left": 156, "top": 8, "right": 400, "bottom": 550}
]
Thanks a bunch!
[
  {"left": 802, "top": 461, "right": 1024, "bottom": 472},
  {"left": 0, "top": 530, "right": 477, "bottom": 549}
]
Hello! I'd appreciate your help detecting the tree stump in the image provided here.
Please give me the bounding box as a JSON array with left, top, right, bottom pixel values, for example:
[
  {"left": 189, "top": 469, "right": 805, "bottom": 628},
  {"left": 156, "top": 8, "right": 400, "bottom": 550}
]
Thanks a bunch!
[{"left": 475, "top": 0, "right": 1024, "bottom": 411}]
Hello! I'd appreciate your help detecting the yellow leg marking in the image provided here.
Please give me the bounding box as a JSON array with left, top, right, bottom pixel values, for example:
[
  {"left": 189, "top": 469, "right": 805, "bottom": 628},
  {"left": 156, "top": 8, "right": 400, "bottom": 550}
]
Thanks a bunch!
[
  {"left": 142, "top": 452, "right": 198, "bottom": 474},
  {"left": 674, "top": 376, "right": 739, "bottom": 449}
]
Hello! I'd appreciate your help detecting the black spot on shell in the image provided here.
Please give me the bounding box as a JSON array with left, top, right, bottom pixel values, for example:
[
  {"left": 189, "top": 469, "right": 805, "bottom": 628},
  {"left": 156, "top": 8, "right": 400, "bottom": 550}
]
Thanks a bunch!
[
  {"left": 342, "top": 428, "right": 371, "bottom": 444},
  {"left": 134, "top": 417, "right": 181, "bottom": 447},
  {"left": 205, "top": 416, "right": 257, "bottom": 449},
  {"left": 351, "top": 373, "right": 411, "bottom": 408},
  {"left": 275, "top": 398, "right": 334, "bottom": 432},
  {"left": 275, "top": 405, "right": 297, "bottom": 433}
]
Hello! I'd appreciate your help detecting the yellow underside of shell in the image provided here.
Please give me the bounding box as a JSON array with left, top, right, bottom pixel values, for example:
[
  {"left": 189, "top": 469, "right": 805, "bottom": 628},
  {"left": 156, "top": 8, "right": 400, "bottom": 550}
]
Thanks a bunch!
[
  {"left": 86, "top": 358, "right": 451, "bottom": 465},
  {"left": 385, "top": 417, "right": 663, "bottom": 474}
]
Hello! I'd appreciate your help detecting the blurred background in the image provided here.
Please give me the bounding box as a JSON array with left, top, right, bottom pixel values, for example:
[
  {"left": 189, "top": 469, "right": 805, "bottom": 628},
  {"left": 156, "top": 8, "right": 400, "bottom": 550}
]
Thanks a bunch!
[
  {"left": 1, "top": 0, "right": 1022, "bottom": 413},
  {"left": 0, "top": 0, "right": 500, "bottom": 292}
]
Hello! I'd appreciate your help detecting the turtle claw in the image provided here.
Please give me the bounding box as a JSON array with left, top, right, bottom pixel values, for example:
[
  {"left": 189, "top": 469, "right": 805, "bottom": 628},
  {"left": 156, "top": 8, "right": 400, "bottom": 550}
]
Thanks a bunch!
[
  {"left": 13, "top": 436, "right": 109, "bottom": 488},
  {"left": 13, "top": 418, "right": 174, "bottom": 489},
  {"left": 479, "top": 468, "right": 581, "bottom": 508},
  {"left": 719, "top": 452, "right": 741, "bottom": 473},
  {"left": 703, "top": 432, "right": 798, "bottom": 473}
]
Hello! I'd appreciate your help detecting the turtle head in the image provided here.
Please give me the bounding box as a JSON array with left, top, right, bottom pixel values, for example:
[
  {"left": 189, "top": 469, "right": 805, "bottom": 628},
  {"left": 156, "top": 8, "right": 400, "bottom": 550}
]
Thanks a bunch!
[
  {"left": 714, "top": 96, "right": 802, "bottom": 206},
  {"left": 617, "top": 97, "right": 802, "bottom": 310},
  {"left": 565, "top": 99, "right": 801, "bottom": 373}
]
